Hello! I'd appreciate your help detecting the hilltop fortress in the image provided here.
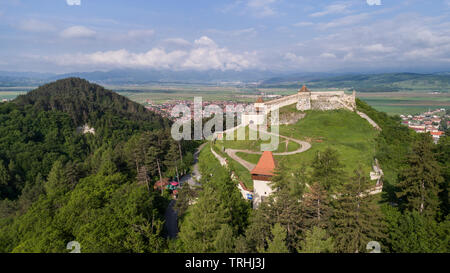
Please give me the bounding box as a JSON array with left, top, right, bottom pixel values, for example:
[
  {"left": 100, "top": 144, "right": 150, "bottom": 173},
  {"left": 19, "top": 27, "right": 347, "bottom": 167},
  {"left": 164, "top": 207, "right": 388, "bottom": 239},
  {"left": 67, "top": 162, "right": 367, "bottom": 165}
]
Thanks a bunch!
[
  {"left": 263, "top": 85, "right": 356, "bottom": 112},
  {"left": 241, "top": 85, "right": 357, "bottom": 128}
]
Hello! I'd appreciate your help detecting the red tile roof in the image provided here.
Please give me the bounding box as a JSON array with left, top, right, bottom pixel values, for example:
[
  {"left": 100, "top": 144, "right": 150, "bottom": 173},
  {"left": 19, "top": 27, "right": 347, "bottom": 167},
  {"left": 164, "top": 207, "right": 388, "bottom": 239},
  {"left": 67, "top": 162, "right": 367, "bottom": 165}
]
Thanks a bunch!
[
  {"left": 251, "top": 151, "right": 276, "bottom": 176},
  {"left": 299, "top": 85, "right": 309, "bottom": 93}
]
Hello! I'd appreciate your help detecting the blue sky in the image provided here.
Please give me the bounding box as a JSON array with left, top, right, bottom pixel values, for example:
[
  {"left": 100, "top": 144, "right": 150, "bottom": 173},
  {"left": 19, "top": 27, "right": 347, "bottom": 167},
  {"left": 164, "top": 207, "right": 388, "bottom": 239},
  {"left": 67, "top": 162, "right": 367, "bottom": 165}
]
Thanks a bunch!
[{"left": 1, "top": 0, "right": 450, "bottom": 73}]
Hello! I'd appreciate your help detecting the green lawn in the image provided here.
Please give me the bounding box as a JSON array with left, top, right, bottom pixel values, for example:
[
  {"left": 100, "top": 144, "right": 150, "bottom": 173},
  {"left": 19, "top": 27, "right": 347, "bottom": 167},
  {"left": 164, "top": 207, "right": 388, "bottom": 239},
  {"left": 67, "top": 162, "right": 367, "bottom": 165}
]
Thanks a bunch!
[
  {"left": 277, "top": 109, "right": 379, "bottom": 175},
  {"left": 211, "top": 143, "right": 254, "bottom": 190},
  {"left": 215, "top": 126, "right": 300, "bottom": 153}
]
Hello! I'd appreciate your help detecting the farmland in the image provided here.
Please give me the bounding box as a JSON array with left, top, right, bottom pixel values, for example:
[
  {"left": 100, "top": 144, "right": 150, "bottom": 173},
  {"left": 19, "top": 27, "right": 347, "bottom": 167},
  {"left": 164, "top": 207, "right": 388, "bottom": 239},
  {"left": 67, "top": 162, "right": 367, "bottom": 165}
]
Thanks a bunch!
[{"left": 1, "top": 84, "right": 448, "bottom": 116}]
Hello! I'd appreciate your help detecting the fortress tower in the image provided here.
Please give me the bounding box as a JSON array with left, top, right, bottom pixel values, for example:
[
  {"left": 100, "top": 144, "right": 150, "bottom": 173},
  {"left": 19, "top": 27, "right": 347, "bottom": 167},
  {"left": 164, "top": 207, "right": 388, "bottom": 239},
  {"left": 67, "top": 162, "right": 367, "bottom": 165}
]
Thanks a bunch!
[
  {"left": 251, "top": 151, "right": 276, "bottom": 208},
  {"left": 297, "top": 85, "right": 312, "bottom": 111}
]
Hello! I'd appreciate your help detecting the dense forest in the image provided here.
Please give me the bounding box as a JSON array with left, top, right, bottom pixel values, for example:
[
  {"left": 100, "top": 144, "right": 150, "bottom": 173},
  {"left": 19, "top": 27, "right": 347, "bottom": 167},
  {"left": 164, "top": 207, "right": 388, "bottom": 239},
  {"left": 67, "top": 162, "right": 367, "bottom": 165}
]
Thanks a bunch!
[
  {"left": 0, "top": 78, "right": 448, "bottom": 253},
  {"left": 0, "top": 78, "right": 197, "bottom": 252}
]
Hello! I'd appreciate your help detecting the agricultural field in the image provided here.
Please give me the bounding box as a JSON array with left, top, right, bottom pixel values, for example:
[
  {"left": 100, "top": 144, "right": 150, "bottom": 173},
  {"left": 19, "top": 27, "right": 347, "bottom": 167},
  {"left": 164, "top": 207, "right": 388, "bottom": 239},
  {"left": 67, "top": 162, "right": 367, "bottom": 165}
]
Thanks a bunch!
[
  {"left": 357, "top": 92, "right": 450, "bottom": 115},
  {"left": 1, "top": 83, "right": 448, "bottom": 116},
  {"left": 0, "top": 87, "right": 30, "bottom": 100}
]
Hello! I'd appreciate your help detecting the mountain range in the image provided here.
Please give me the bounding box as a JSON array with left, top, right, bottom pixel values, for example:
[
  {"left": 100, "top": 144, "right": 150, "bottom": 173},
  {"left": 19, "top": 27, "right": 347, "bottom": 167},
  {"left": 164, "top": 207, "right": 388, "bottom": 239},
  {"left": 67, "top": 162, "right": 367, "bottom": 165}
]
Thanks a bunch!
[{"left": 0, "top": 69, "right": 449, "bottom": 92}]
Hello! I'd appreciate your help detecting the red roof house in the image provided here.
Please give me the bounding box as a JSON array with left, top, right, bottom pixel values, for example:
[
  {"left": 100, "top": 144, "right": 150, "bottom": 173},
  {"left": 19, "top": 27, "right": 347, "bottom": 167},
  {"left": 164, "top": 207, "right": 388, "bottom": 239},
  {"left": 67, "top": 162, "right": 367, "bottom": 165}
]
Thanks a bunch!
[{"left": 251, "top": 151, "right": 276, "bottom": 181}]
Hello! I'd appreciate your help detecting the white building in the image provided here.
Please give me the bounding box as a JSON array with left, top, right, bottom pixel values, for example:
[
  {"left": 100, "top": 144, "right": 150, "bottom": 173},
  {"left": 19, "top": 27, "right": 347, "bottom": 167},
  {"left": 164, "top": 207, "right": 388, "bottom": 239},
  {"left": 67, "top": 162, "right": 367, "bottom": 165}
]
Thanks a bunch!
[{"left": 250, "top": 151, "right": 276, "bottom": 208}]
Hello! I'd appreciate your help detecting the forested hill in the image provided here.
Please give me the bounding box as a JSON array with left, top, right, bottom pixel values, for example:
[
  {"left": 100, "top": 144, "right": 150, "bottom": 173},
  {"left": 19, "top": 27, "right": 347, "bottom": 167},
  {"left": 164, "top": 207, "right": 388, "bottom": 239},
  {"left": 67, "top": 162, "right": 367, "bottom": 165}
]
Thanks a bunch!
[
  {"left": 14, "top": 77, "right": 169, "bottom": 127},
  {"left": 0, "top": 78, "right": 198, "bottom": 253}
]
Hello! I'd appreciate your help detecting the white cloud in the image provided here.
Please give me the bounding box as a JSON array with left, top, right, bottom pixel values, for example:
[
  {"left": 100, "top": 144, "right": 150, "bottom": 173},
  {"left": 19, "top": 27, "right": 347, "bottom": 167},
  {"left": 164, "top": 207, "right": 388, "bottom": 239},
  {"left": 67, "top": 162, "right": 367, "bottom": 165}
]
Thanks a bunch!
[
  {"left": 293, "top": 22, "right": 314, "bottom": 27},
  {"left": 224, "top": 0, "right": 279, "bottom": 17},
  {"left": 163, "top": 38, "right": 191, "bottom": 47},
  {"left": 247, "top": 0, "right": 278, "bottom": 17},
  {"left": 127, "top": 29, "right": 155, "bottom": 38},
  {"left": 205, "top": 28, "right": 257, "bottom": 38},
  {"left": 284, "top": 14, "right": 450, "bottom": 70},
  {"left": 363, "top": 43, "right": 395, "bottom": 53},
  {"left": 366, "top": 0, "right": 381, "bottom": 6},
  {"left": 46, "top": 36, "right": 258, "bottom": 71},
  {"left": 66, "top": 0, "right": 81, "bottom": 6},
  {"left": 319, "top": 13, "right": 370, "bottom": 29},
  {"left": 320, "top": 52, "right": 337, "bottom": 58},
  {"left": 18, "top": 19, "right": 56, "bottom": 32},
  {"left": 310, "top": 3, "right": 350, "bottom": 17},
  {"left": 60, "top": 26, "right": 96, "bottom": 38},
  {"left": 194, "top": 36, "right": 217, "bottom": 47},
  {"left": 284, "top": 52, "right": 304, "bottom": 63}
]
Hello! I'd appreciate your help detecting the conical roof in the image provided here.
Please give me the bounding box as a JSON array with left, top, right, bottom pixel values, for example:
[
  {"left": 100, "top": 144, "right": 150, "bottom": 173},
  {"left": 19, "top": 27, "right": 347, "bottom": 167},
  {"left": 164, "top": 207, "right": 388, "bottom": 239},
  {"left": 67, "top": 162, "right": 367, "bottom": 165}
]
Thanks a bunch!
[
  {"left": 251, "top": 151, "right": 276, "bottom": 176},
  {"left": 299, "top": 85, "right": 309, "bottom": 93}
]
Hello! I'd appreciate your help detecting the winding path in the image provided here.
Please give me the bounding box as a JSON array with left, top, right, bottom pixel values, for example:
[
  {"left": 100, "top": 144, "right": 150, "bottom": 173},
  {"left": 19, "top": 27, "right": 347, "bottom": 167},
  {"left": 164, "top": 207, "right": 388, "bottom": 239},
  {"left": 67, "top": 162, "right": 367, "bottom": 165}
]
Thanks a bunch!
[
  {"left": 179, "top": 143, "right": 206, "bottom": 188},
  {"left": 224, "top": 130, "right": 312, "bottom": 172},
  {"left": 164, "top": 143, "right": 206, "bottom": 239}
]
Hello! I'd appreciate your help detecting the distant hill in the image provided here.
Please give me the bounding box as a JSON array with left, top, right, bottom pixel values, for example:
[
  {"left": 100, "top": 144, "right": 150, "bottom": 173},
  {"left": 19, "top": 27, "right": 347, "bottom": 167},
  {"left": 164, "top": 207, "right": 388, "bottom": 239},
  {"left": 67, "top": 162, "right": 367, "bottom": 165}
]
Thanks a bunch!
[
  {"left": 49, "top": 69, "right": 277, "bottom": 85},
  {"left": 14, "top": 78, "right": 168, "bottom": 127},
  {"left": 0, "top": 69, "right": 277, "bottom": 86},
  {"left": 261, "top": 73, "right": 450, "bottom": 92},
  {"left": 1, "top": 70, "right": 450, "bottom": 92}
]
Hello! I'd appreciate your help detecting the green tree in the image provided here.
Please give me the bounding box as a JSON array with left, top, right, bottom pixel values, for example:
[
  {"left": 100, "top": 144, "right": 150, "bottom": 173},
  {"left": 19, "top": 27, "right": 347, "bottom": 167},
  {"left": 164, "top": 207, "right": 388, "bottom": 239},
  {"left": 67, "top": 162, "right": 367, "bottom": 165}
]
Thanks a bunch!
[
  {"left": 397, "top": 134, "right": 443, "bottom": 218},
  {"left": 246, "top": 189, "right": 303, "bottom": 252},
  {"left": 302, "top": 182, "right": 332, "bottom": 230},
  {"left": 178, "top": 187, "right": 229, "bottom": 252},
  {"left": 299, "top": 227, "right": 334, "bottom": 253},
  {"left": 331, "top": 168, "right": 385, "bottom": 253},
  {"left": 262, "top": 223, "right": 289, "bottom": 253},
  {"left": 383, "top": 204, "right": 448, "bottom": 253},
  {"left": 270, "top": 160, "right": 307, "bottom": 197},
  {"left": 311, "top": 148, "right": 345, "bottom": 191},
  {"left": 435, "top": 135, "right": 450, "bottom": 218},
  {"left": 214, "top": 224, "right": 235, "bottom": 253}
]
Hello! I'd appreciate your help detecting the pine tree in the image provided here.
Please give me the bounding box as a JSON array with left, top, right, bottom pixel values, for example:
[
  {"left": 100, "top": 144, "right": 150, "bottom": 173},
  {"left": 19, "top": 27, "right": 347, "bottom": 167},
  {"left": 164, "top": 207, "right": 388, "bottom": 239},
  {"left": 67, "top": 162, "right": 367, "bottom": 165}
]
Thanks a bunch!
[
  {"left": 397, "top": 134, "right": 443, "bottom": 218},
  {"left": 270, "top": 160, "right": 307, "bottom": 197},
  {"left": 145, "top": 146, "right": 164, "bottom": 194},
  {"left": 434, "top": 135, "right": 449, "bottom": 218},
  {"left": 331, "top": 168, "right": 385, "bottom": 253},
  {"left": 173, "top": 183, "right": 198, "bottom": 217},
  {"left": 214, "top": 224, "right": 235, "bottom": 253},
  {"left": 302, "top": 182, "right": 332, "bottom": 230},
  {"left": 164, "top": 141, "right": 181, "bottom": 183},
  {"left": 383, "top": 205, "right": 448, "bottom": 253},
  {"left": 178, "top": 187, "right": 229, "bottom": 252},
  {"left": 246, "top": 188, "right": 303, "bottom": 252},
  {"left": 263, "top": 223, "right": 289, "bottom": 253},
  {"left": 299, "top": 227, "right": 334, "bottom": 253},
  {"left": 311, "top": 148, "right": 345, "bottom": 191}
]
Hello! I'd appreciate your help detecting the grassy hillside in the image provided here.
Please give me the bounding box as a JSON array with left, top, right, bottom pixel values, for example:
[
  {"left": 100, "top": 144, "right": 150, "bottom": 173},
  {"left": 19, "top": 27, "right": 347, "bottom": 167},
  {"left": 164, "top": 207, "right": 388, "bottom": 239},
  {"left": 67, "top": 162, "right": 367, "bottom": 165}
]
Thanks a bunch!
[{"left": 215, "top": 106, "right": 380, "bottom": 189}]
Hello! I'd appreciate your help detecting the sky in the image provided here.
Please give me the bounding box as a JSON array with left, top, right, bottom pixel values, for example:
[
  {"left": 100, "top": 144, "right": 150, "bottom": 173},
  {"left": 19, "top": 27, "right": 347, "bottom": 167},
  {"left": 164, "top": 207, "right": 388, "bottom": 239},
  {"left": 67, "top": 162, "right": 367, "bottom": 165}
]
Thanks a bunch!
[{"left": 0, "top": 0, "right": 450, "bottom": 73}]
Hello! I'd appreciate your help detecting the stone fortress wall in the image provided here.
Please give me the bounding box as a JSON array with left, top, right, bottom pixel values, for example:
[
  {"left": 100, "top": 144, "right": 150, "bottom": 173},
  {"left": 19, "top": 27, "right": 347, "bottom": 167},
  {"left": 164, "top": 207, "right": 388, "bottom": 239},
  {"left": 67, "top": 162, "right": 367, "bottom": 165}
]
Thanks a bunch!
[
  {"left": 239, "top": 85, "right": 357, "bottom": 128},
  {"left": 264, "top": 85, "right": 356, "bottom": 113}
]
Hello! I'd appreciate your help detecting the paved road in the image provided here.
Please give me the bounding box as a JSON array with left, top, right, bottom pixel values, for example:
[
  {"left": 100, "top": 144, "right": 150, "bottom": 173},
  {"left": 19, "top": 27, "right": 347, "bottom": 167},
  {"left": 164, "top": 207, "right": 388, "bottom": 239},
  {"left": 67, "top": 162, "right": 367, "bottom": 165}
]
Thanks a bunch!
[
  {"left": 179, "top": 143, "right": 206, "bottom": 188},
  {"left": 164, "top": 200, "right": 178, "bottom": 239},
  {"left": 224, "top": 131, "right": 311, "bottom": 172},
  {"left": 164, "top": 143, "right": 206, "bottom": 239}
]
